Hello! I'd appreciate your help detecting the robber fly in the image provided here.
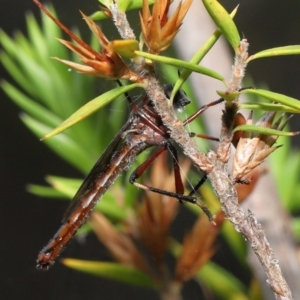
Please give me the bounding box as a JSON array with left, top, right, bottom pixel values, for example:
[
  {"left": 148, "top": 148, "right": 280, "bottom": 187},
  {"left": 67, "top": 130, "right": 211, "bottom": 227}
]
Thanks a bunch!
[{"left": 36, "top": 83, "right": 222, "bottom": 270}]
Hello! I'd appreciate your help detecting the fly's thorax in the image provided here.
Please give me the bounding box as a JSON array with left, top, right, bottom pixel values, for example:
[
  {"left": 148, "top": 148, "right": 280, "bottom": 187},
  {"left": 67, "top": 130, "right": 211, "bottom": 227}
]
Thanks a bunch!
[{"left": 127, "top": 115, "right": 167, "bottom": 147}]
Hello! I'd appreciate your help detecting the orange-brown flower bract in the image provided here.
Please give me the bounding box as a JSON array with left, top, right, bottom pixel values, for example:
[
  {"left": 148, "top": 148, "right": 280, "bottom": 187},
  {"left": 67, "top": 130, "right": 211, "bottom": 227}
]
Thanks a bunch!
[
  {"left": 140, "top": 0, "right": 192, "bottom": 54},
  {"left": 33, "top": 0, "right": 140, "bottom": 81},
  {"left": 55, "top": 12, "right": 140, "bottom": 80}
]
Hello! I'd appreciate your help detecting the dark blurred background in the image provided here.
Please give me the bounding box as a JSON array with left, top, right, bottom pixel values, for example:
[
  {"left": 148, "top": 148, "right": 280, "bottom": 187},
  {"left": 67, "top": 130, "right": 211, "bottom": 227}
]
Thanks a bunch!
[{"left": 1, "top": 0, "right": 300, "bottom": 299}]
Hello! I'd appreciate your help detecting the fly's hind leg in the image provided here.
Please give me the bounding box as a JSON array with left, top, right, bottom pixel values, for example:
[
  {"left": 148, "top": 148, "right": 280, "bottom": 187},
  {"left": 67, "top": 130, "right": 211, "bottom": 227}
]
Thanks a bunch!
[{"left": 129, "top": 143, "right": 213, "bottom": 221}]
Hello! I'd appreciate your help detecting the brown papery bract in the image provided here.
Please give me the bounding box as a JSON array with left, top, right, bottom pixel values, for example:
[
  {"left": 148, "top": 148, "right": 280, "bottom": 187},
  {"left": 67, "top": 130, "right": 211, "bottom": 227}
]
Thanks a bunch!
[{"left": 232, "top": 111, "right": 290, "bottom": 181}]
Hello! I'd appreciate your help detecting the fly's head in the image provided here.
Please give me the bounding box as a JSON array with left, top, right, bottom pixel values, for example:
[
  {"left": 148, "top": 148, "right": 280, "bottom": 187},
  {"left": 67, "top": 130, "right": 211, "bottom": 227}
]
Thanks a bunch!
[{"left": 164, "top": 84, "right": 191, "bottom": 112}]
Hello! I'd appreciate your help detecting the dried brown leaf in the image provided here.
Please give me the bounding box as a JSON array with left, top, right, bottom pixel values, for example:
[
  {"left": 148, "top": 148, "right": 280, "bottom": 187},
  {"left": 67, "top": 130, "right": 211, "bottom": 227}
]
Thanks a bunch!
[
  {"left": 175, "top": 215, "right": 217, "bottom": 283},
  {"left": 90, "top": 213, "right": 149, "bottom": 272}
]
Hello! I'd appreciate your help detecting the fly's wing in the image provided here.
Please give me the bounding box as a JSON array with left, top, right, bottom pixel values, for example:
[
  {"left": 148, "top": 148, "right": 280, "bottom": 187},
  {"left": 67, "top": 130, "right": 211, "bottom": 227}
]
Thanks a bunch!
[{"left": 62, "top": 117, "right": 133, "bottom": 223}]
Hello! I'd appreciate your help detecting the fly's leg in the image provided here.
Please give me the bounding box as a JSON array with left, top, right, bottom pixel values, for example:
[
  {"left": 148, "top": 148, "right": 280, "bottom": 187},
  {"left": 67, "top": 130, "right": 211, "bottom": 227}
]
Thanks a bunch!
[
  {"left": 181, "top": 97, "right": 223, "bottom": 142},
  {"left": 183, "top": 98, "right": 224, "bottom": 125},
  {"left": 129, "top": 143, "right": 213, "bottom": 221},
  {"left": 188, "top": 174, "right": 208, "bottom": 197}
]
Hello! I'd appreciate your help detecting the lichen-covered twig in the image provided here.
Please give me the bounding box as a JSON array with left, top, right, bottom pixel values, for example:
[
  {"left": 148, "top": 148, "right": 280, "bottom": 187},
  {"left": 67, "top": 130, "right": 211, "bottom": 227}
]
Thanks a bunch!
[{"left": 144, "top": 38, "right": 293, "bottom": 300}]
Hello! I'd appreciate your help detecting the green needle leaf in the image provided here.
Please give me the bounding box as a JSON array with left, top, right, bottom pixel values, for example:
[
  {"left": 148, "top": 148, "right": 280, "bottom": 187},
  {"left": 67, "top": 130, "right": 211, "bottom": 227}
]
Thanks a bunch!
[
  {"left": 21, "top": 114, "right": 93, "bottom": 173},
  {"left": 1, "top": 80, "right": 62, "bottom": 128},
  {"left": 233, "top": 124, "right": 300, "bottom": 137},
  {"left": 42, "top": 83, "right": 143, "bottom": 140},
  {"left": 135, "top": 51, "right": 224, "bottom": 81},
  {"left": 198, "top": 263, "right": 248, "bottom": 299},
  {"left": 109, "top": 40, "right": 139, "bottom": 58},
  {"left": 247, "top": 45, "right": 300, "bottom": 62},
  {"left": 243, "top": 89, "right": 300, "bottom": 112},
  {"left": 27, "top": 184, "right": 67, "bottom": 198},
  {"left": 240, "top": 102, "right": 300, "bottom": 113},
  {"left": 62, "top": 259, "right": 155, "bottom": 288},
  {"left": 202, "top": 0, "right": 240, "bottom": 52},
  {"left": 117, "top": 0, "right": 155, "bottom": 11},
  {"left": 46, "top": 176, "right": 80, "bottom": 198}
]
